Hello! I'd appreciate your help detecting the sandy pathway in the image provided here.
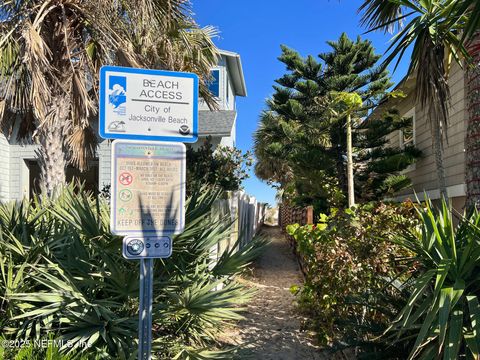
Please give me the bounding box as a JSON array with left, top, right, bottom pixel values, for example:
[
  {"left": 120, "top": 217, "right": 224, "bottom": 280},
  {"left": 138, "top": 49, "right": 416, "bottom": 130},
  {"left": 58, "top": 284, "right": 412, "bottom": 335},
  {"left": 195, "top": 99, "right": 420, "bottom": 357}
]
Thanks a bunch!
[{"left": 222, "top": 226, "right": 329, "bottom": 360}]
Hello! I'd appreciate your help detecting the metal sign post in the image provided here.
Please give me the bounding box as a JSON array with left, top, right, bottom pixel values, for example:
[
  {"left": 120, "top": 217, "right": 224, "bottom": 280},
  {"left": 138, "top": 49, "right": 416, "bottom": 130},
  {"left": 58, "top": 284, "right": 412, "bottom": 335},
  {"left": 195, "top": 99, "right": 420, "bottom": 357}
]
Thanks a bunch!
[
  {"left": 124, "top": 236, "right": 171, "bottom": 359},
  {"left": 138, "top": 259, "right": 154, "bottom": 360}
]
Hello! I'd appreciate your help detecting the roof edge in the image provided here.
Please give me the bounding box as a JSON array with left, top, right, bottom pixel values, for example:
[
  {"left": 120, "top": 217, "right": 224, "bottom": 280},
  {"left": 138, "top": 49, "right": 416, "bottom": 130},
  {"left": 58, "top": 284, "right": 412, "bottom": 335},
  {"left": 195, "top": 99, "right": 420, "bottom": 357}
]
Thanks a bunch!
[
  {"left": 369, "top": 72, "right": 416, "bottom": 118},
  {"left": 219, "top": 50, "right": 247, "bottom": 97}
]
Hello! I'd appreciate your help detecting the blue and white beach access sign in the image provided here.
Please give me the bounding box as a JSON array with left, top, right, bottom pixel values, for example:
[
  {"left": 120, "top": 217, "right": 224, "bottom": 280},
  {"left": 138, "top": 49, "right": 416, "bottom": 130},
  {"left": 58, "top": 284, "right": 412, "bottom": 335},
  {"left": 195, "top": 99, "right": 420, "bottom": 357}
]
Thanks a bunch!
[{"left": 99, "top": 66, "right": 199, "bottom": 143}]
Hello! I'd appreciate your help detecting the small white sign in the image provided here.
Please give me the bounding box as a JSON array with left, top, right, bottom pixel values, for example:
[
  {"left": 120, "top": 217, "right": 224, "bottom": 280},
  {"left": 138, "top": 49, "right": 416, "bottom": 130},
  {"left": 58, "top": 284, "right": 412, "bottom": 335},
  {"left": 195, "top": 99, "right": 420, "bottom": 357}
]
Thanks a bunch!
[
  {"left": 99, "top": 66, "right": 198, "bottom": 142},
  {"left": 111, "top": 140, "right": 186, "bottom": 235}
]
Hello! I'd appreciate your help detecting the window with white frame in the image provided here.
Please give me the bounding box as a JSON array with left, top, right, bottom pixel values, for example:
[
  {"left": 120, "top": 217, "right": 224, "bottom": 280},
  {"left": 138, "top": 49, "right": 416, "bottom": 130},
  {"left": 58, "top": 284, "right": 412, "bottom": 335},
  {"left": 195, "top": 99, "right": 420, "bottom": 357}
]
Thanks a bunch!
[
  {"left": 207, "top": 69, "right": 220, "bottom": 98},
  {"left": 400, "top": 108, "right": 415, "bottom": 148}
]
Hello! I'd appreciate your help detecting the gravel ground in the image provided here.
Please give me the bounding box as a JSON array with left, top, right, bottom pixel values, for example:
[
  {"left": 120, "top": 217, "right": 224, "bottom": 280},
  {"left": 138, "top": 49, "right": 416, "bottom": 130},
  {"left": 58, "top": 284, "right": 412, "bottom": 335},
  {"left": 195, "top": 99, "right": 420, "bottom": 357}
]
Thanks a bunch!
[{"left": 220, "top": 226, "right": 331, "bottom": 360}]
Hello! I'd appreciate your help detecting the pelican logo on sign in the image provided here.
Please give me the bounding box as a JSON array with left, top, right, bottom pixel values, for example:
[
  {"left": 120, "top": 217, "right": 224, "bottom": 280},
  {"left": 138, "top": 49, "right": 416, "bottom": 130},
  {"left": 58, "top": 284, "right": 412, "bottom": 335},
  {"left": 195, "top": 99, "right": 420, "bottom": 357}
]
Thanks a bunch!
[
  {"left": 108, "top": 76, "right": 127, "bottom": 112},
  {"left": 107, "top": 75, "right": 127, "bottom": 132}
]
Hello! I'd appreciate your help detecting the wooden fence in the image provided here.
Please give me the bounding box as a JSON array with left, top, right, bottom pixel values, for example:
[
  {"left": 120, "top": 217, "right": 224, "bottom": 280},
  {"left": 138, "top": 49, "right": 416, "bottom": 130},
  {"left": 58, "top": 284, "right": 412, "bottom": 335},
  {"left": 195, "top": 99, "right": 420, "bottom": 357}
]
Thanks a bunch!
[
  {"left": 279, "top": 204, "right": 313, "bottom": 241},
  {"left": 279, "top": 204, "right": 313, "bottom": 275},
  {"left": 213, "top": 191, "right": 267, "bottom": 259}
]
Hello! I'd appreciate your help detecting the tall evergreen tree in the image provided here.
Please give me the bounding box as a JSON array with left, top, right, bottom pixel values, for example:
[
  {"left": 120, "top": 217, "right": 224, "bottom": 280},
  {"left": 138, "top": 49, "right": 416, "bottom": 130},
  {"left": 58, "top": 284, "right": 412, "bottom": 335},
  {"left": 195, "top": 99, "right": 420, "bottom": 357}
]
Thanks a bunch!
[
  {"left": 356, "top": 109, "right": 421, "bottom": 200},
  {"left": 254, "top": 33, "right": 421, "bottom": 211}
]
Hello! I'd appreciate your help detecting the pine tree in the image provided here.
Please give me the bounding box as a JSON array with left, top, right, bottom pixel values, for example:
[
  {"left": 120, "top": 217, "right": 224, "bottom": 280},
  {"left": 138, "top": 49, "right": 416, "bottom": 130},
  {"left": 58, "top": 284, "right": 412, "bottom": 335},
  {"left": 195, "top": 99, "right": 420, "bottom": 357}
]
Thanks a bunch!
[
  {"left": 254, "top": 33, "right": 421, "bottom": 211},
  {"left": 355, "top": 109, "right": 421, "bottom": 201}
]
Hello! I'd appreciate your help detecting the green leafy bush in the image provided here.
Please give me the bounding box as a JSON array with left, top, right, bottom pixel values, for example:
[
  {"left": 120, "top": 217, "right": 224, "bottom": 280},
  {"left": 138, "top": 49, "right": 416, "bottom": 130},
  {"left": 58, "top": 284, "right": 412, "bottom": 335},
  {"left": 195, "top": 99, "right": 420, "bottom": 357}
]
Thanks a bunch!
[
  {"left": 286, "top": 202, "right": 417, "bottom": 346},
  {"left": 0, "top": 184, "right": 265, "bottom": 359},
  {"left": 186, "top": 137, "right": 253, "bottom": 195}
]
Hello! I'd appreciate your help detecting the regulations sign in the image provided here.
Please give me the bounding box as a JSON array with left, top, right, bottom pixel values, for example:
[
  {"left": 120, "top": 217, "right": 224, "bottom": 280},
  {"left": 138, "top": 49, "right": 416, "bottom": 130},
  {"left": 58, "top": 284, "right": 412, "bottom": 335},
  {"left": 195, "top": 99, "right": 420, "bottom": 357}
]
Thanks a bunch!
[
  {"left": 99, "top": 66, "right": 198, "bottom": 143},
  {"left": 111, "top": 140, "right": 186, "bottom": 235}
]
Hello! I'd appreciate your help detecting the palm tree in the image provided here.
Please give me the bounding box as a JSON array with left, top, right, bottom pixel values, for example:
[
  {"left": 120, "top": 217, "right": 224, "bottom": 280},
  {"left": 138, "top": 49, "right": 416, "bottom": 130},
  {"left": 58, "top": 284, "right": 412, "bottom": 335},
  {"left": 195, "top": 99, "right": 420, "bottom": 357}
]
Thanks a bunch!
[
  {"left": 359, "top": 0, "right": 476, "bottom": 201},
  {"left": 0, "top": 0, "right": 218, "bottom": 196},
  {"left": 253, "top": 110, "right": 296, "bottom": 187},
  {"left": 462, "top": 0, "right": 480, "bottom": 208},
  {"left": 459, "top": 1, "right": 480, "bottom": 41}
]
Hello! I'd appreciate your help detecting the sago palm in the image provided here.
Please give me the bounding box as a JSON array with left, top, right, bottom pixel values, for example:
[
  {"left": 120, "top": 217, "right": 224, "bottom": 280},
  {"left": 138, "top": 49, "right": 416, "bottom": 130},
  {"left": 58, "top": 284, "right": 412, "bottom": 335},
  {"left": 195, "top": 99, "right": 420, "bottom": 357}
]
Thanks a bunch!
[
  {"left": 0, "top": 0, "right": 219, "bottom": 196},
  {"left": 359, "top": 0, "right": 478, "bottom": 201}
]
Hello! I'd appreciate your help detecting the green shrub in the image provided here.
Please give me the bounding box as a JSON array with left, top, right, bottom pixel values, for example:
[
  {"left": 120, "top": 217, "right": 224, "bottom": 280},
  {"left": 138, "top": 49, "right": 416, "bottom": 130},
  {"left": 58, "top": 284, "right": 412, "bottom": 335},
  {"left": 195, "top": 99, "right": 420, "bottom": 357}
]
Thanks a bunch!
[
  {"left": 186, "top": 137, "right": 253, "bottom": 195},
  {"left": 0, "top": 184, "right": 266, "bottom": 359},
  {"left": 286, "top": 202, "right": 417, "bottom": 347}
]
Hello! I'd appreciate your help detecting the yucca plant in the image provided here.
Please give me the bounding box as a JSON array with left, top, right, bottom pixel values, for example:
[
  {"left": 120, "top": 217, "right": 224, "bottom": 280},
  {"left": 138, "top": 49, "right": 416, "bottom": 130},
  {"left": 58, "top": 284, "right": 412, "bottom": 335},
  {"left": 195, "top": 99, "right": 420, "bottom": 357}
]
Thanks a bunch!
[
  {"left": 384, "top": 199, "right": 480, "bottom": 359},
  {"left": 0, "top": 184, "right": 265, "bottom": 359}
]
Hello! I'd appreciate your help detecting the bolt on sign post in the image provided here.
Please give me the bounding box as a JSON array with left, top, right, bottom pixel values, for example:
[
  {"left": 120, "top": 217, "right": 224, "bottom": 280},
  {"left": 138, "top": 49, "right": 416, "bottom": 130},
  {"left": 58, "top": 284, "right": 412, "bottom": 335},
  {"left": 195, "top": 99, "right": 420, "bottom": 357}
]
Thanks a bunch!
[{"left": 99, "top": 65, "right": 197, "bottom": 360}]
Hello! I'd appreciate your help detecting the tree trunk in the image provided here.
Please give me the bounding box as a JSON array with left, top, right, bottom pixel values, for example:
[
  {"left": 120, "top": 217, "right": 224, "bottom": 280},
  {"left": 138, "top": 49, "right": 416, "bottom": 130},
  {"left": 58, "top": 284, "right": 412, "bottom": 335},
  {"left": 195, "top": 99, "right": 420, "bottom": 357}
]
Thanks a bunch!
[
  {"left": 335, "top": 123, "right": 347, "bottom": 198},
  {"left": 466, "top": 35, "right": 480, "bottom": 209},
  {"left": 336, "top": 147, "right": 347, "bottom": 196},
  {"left": 36, "top": 96, "right": 69, "bottom": 197},
  {"left": 346, "top": 114, "right": 355, "bottom": 207},
  {"left": 433, "top": 120, "right": 448, "bottom": 201}
]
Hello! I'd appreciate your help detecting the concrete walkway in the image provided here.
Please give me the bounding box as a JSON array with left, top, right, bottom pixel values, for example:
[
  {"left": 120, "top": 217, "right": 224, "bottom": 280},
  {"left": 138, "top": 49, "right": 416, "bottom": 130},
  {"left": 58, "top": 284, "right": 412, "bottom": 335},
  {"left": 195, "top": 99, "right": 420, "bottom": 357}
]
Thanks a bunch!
[{"left": 221, "top": 226, "right": 328, "bottom": 359}]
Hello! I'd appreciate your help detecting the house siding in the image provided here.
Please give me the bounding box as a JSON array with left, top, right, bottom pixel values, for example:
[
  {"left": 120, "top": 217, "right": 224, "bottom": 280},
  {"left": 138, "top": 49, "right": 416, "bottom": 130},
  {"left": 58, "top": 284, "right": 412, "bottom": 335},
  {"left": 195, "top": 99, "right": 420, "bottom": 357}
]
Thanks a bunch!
[
  {"left": 9, "top": 143, "right": 39, "bottom": 201},
  {"left": 0, "top": 134, "right": 10, "bottom": 202},
  {"left": 385, "top": 61, "right": 467, "bottom": 202},
  {"left": 98, "top": 139, "right": 112, "bottom": 191},
  {"left": 225, "top": 71, "right": 236, "bottom": 111}
]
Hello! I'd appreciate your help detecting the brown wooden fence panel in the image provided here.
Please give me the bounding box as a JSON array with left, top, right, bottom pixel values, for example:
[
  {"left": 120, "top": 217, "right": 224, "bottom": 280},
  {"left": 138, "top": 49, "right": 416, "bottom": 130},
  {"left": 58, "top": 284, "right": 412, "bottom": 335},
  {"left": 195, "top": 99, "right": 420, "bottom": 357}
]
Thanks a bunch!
[
  {"left": 278, "top": 204, "right": 313, "bottom": 275},
  {"left": 279, "top": 204, "right": 313, "bottom": 231}
]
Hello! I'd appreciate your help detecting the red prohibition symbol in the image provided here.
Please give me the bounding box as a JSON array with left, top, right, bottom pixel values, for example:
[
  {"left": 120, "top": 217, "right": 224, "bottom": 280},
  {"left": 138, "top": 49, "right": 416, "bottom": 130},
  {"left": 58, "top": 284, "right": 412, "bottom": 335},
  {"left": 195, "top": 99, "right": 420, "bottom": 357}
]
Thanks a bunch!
[{"left": 119, "top": 172, "right": 133, "bottom": 186}]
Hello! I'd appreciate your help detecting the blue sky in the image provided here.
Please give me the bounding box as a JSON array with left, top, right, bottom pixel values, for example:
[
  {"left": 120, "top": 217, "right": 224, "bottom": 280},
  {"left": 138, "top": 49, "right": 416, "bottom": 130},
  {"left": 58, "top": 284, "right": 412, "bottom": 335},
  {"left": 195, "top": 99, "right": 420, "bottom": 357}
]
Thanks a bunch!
[{"left": 193, "top": 0, "right": 410, "bottom": 205}]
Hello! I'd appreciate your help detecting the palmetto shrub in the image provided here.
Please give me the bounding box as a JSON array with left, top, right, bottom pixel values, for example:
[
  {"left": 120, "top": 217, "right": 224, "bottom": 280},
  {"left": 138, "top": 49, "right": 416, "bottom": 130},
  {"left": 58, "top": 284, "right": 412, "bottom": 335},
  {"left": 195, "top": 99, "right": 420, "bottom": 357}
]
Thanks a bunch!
[
  {"left": 286, "top": 202, "right": 417, "bottom": 347},
  {"left": 0, "top": 184, "right": 265, "bottom": 359}
]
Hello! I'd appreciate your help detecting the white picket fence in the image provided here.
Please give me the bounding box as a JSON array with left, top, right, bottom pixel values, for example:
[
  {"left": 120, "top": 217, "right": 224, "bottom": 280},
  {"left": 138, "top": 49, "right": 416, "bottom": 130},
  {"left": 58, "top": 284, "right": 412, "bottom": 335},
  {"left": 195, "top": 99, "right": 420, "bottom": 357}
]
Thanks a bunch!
[{"left": 212, "top": 191, "right": 267, "bottom": 258}]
